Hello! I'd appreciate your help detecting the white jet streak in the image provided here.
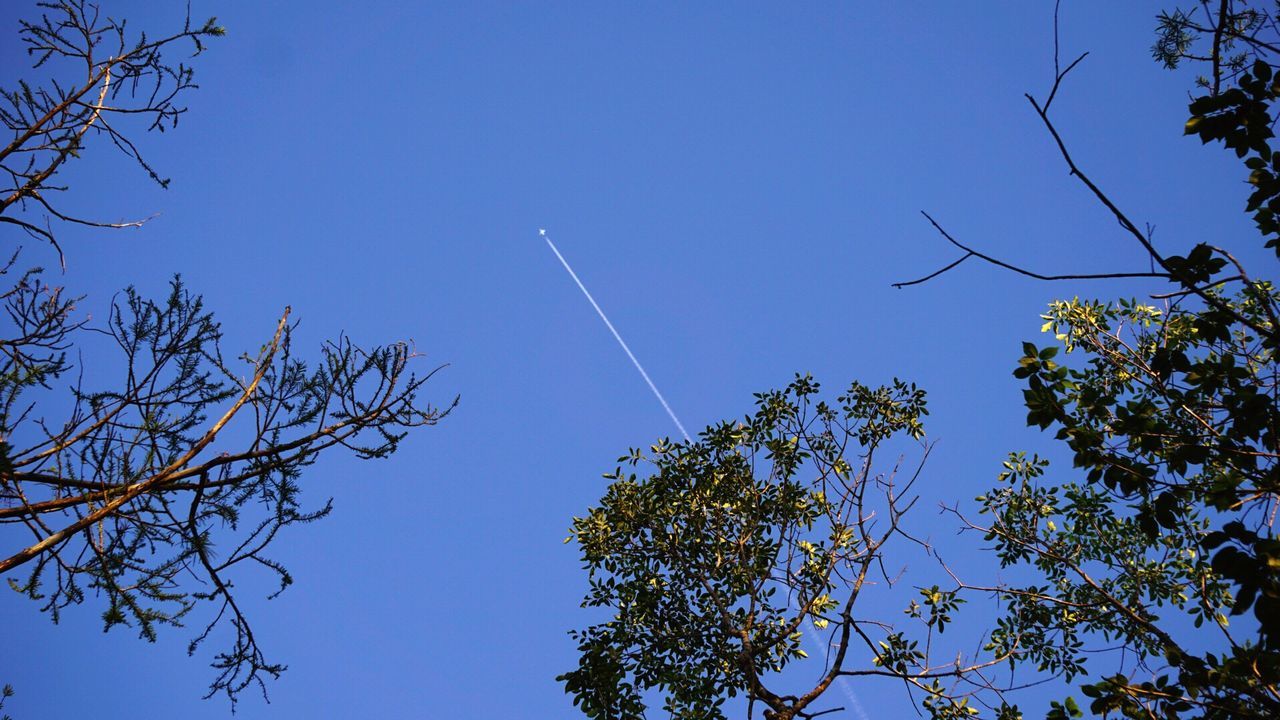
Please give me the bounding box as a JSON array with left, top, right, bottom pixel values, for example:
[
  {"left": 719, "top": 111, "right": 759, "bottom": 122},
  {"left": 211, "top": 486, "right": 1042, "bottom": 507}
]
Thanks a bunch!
[
  {"left": 542, "top": 229, "right": 866, "bottom": 720},
  {"left": 804, "top": 614, "right": 871, "bottom": 720},
  {"left": 541, "top": 230, "right": 692, "bottom": 442}
]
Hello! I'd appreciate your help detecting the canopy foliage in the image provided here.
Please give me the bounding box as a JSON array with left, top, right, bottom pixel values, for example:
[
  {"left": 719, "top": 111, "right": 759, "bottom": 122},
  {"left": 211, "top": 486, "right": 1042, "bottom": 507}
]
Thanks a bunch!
[{"left": 563, "top": 2, "right": 1280, "bottom": 718}]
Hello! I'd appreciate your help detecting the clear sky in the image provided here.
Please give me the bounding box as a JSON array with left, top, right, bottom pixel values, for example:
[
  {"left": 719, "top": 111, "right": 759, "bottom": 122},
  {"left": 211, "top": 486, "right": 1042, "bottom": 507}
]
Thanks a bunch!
[{"left": 0, "top": 1, "right": 1269, "bottom": 718}]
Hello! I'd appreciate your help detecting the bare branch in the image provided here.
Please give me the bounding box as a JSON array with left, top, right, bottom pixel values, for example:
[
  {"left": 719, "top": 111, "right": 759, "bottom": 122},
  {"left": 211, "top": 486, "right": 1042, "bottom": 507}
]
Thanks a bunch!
[{"left": 893, "top": 211, "right": 1168, "bottom": 289}]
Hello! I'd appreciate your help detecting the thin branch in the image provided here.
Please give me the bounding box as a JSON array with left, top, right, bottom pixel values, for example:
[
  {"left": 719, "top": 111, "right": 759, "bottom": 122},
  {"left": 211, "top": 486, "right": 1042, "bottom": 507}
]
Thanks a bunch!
[
  {"left": 893, "top": 212, "right": 1168, "bottom": 288},
  {"left": 0, "top": 308, "right": 290, "bottom": 574}
]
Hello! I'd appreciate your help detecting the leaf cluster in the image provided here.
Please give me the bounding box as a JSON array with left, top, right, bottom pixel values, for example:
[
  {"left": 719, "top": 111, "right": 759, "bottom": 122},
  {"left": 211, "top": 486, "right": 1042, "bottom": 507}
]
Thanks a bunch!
[
  {"left": 978, "top": 48, "right": 1280, "bottom": 710},
  {"left": 563, "top": 376, "right": 1011, "bottom": 720}
]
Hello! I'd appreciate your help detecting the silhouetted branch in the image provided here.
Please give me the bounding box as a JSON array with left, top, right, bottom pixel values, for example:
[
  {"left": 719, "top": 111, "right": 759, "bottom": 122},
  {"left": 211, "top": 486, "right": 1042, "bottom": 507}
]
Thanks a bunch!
[{"left": 892, "top": 211, "right": 1168, "bottom": 289}]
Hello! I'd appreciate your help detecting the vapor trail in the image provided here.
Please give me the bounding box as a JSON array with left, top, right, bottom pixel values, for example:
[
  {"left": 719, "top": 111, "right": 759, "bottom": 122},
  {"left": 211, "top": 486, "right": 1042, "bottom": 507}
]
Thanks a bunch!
[
  {"left": 540, "top": 229, "right": 692, "bottom": 443},
  {"left": 804, "top": 614, "right": 871, "bottom": 720},
  {"left": 542, "top": 228, "right": 865, "bottom": 719}
]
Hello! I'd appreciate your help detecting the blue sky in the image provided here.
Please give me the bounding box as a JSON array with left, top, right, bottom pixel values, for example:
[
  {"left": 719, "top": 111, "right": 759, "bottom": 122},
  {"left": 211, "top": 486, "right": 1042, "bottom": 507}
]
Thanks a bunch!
[{"left": 0, "top": 1, "right": 1269, "bottom": 717}]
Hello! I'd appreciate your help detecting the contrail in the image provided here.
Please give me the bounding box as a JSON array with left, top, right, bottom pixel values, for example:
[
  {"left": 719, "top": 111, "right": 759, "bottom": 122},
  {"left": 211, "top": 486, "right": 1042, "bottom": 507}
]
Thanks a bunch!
[
  {"left": 539, "top": 229, "right": 692, "bottom": 443},
  {"left": 541, "top": 228, "right": 865, "bottom": 719},
  {"left": 804, "top": 614, "right": 871, "bottom": 720}
]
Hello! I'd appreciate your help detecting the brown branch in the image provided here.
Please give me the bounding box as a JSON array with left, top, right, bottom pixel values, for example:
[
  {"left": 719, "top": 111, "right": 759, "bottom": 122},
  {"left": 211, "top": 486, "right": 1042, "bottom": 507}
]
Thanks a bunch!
[
  {"left": 0, "top": 308, "right": 290, "bottom": 574},
  {"left": 0, "top": 364, "right": 450, "bottom": 522},
  {"left": 0, "top": 57, "right": 112, "bottom": 215},
  {"left": 30, "top": 191, "right": 157, "bottom": 231},
  {"left": 0, "top": 17, "right": 218, "bottom": 167},
  {"left": 0, "top": 65, "right": 109, "bottom": 167}
]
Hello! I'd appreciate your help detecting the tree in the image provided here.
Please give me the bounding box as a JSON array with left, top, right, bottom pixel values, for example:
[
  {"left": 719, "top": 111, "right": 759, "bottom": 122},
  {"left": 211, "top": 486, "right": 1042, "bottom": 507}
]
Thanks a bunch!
[
  {"left": 909, "top": 2, "right": 1280, "bottom": 717},
  {"left": 561, "top": 377, "right": 1020, "bottom": 720},
  {"left": 966, "top": 14, "right": 1280, "bottom": 720},
  {"left": 563, "top": 2, "right": 1280, "bottom": 718},
  {"left": 0, "top": 1, "right": 452, "bottom": 705}
]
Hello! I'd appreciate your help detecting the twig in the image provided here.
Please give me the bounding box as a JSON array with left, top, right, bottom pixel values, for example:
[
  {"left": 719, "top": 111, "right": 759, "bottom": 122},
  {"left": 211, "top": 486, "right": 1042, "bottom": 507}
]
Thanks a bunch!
[{"left": 893, "top": 212, "right": 1168, "bottom": 289}]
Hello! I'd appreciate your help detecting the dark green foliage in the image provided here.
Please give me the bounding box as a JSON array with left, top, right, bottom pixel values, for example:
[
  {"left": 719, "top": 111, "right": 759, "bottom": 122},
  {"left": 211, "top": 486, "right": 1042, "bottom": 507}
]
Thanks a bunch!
[
  {"left": 971, "top": 8, "right": 1280, "bottom": 714},
  {"left": 563, "top": 376, "right": 1013, "bottom": 720},
  {"left": 561, "top": 11, "right": 1280, "bottom": 718},
  {"left": 992, "top": 286, "right": 1280, "bottom": 718},
  {"left": 1185, "top": 60, "right": 1280, "bottom": 253},
  {"left": 564, "top": 3, "right": 1280, "bottom": 719}
]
